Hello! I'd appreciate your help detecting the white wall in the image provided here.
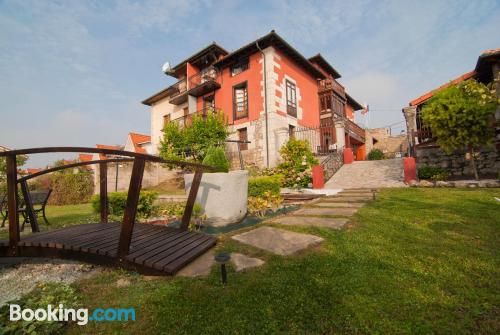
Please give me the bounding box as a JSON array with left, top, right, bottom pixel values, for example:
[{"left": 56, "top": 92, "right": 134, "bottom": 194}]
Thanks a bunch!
[{"left": 150, "top": 99, "right": 188, "bottom": 155}]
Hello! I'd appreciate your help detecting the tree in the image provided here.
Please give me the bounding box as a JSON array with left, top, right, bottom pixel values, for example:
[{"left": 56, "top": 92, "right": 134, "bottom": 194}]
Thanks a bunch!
[
  {"left": 0, "top": 155, "right": 27, "bottom": 184},
  {"left": 421, "top": 79, "right": 497, "bottom": 180},
  {"left": 159, "top": 112, "right": 229, "bottom": 166}
]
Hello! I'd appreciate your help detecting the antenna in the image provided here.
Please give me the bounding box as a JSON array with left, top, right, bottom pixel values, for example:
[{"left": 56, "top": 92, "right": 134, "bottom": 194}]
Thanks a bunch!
[{"left": 161, "top": 61, "right": 171, "bottom": 74}]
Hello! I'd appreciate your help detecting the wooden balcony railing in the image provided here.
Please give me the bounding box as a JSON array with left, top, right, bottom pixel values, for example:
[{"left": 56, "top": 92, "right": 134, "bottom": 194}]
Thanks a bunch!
[
  {"left": 319, "top": 78, "right": 345, "bottom": 97},
  {"left": 188, "top": 66, "right": 219, "bottom": 89},
  {"left": 346, "top": 119, "right": 366, "bottom": 143}
]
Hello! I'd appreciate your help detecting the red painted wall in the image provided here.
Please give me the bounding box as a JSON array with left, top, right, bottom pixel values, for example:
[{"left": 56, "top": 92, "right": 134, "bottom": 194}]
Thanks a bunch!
[
  {"left": 196, "top": 53, "right": 263, "bottom": 125},
  {"left": 345, "top": 103, "right": 355, "bottom": 121},
  {"left": 274, "top": 49, "right": 320, "bottom": 127}
]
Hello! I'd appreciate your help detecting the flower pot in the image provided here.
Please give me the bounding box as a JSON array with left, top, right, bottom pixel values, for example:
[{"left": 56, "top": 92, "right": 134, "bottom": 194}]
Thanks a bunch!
[{"left": 184, "top": 170, "right": 249, "bottom": 227}]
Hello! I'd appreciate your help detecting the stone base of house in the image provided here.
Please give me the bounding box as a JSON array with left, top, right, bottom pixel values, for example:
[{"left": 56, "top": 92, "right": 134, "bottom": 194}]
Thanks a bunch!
[{"left": 415, "top": 142, "right": 500, "bottom": 177}]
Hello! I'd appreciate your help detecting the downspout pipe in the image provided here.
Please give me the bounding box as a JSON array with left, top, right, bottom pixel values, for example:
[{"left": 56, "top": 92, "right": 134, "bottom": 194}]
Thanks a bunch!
[{"left": 256, "top": 41, "right": 270, "bottom": 168}]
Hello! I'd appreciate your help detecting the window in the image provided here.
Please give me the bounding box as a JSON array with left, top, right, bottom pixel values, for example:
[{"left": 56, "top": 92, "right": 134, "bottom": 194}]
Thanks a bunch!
[
  {"left": 230, "top": 58, "right": 249, "bottom": 76},
  {"left": 286, "top": 80, "right": 297, "bottom": 117},
  {"left": 238, "top": 128, "right": 248, "bottom": 150},
  {"left": 163, "top": 114, "right": 171, "bottom": 128},
  {"left": 288, "top": 125, "right": 295, "bottom": 139},
  {"left": 203, "top": 95, "right": 215, "bottom": 110},
  {"left": 233, "top": 82, "right": 248, "bottom": 119}
]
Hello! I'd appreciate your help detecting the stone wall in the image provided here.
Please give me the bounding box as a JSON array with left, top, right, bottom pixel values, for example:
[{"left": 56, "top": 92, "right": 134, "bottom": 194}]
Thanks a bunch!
[
  {"left": 93, "top": 162, "right": 178, "bottom": 193},
  {"left": 416, "top": 142, "right": 500, "bottom": 176}
]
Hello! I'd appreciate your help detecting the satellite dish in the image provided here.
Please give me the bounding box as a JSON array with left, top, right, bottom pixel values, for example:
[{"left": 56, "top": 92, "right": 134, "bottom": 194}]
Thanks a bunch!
[{"left": 161, "top": 61, "right": 171, "bottom": 74}]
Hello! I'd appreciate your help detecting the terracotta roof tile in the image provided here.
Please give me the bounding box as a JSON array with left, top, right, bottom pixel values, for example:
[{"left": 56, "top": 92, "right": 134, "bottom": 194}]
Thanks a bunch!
[
  {"left": 409, "top": 70, "right": 476, "bottom": 106},
  {"left": 129, "top": 132, "right": 151, "bottom": 154}
]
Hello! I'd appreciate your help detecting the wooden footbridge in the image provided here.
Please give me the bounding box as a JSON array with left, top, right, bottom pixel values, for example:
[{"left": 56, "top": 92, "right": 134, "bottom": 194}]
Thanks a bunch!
[{"left": 0, "top": 147, "right": 217, "bottom": 275}]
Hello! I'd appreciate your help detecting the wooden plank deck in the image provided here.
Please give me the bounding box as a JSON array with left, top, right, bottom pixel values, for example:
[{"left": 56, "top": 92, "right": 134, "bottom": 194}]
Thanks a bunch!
[{"left": 0, "top": 222, "right": 217, "bottom": 275}]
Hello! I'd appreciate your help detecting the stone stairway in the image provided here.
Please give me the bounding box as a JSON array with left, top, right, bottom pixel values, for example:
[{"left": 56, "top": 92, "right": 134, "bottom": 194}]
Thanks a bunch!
[{"left": 325, "top": 158, "right": 406, "bottom": 189}]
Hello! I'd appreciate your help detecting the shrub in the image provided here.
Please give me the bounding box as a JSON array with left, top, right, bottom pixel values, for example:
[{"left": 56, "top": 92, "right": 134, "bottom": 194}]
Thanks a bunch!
[
  {"left": 248, "top": 191, "right": 283, "bottom": 217},
  {"left": 368, "top": 149, "right": 384, "bottom": 160},
  {"left": 202, "top": 147, "right": 229, "bottom": 172},
  {"left": 49, "top": 172, "right": 94, "bottom": 205},
  {"left": 418, "top": 165, "right": 446, "bottom": 180},
  {"left": 275, "top": 139, "right": 318, "bottom": 188},
  {"left": 91, "top": 190, "right": 159, "bottom": 219},
  {"left": 248, "top": 175, "right": 283, "bottom": 197}
]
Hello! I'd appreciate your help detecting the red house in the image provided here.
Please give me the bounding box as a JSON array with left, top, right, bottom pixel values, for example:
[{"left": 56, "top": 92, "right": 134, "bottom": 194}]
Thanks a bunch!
[{"left": 143, "top": 31, "right": 366, "bottom": 168}]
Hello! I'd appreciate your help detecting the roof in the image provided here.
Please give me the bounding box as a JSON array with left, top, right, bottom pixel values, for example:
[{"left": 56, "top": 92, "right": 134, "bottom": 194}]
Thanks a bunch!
[
  {"left": 96, "top": 144, "right": 123, "bottom": 160},
  {"left": 308, "top": 53, "right": 341, "bottom": 79},
  {"left": 129, "top": 132, "right": 151, "bottom": 154},
  {"left": 409, "top": 70, "right": 476, "bottom": 107},
  {"left": 346, "top": 93, "right": 363, "bottom": 110},
  {"left": 78, "top": 154, "right": 93, "bottom": 162},
  {"left": 214, "top": 31, "right": 326, "bottom": 80},
  {"left": 475, "top": 48, "right": 500, "bottom": 83},
  {"left": 168, "top": 42, "right": 228, "bottom": 77},
  {"left": 142, "top": 86, "right": 173, "bottom": 106}
]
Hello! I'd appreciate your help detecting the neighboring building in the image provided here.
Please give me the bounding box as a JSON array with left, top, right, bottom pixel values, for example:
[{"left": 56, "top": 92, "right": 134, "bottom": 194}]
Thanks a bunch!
[
  {"left": 142, "top": 30, "right": 366, "bottom": 168},
  {"left": 403, "top": 49, "right": 500, "bottom": 176},
  {"left": 365, "top": 128, "right": 408, "bottom": 158},
  {"left": 124, "top": 132, "right": 152, "bottom": 154}
]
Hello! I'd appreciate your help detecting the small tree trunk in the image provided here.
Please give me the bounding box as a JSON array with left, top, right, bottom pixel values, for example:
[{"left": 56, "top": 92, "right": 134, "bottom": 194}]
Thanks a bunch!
[{"left": 469, "top": 147, "right": 479, "bottom": 180}]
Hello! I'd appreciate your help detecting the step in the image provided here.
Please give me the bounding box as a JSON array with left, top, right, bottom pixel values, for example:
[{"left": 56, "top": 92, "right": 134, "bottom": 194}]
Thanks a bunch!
[
  {"left": 341, "top": 188, "right": 378, "bottom": 193},
  {"left": 322, "top": 197, "right": 371, "bottom": 203},
  {"left": 336, "top": 193, "right": 375, "bottom": 199}
]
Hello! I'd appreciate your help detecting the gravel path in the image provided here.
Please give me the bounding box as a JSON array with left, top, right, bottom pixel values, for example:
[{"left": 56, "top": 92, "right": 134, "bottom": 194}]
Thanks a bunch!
[{"left": 0, "top": 258, "right": 102, "bottom": 306}]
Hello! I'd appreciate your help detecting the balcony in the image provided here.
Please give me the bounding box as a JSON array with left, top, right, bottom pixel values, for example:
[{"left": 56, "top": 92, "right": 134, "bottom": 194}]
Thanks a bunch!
[
  {"left": 169, "top": 66, "right": 221, "bottom": 105},
  {"left": 346, "top": 119, "right": 366, "bottom": 143},
  {"left": 319, "top": 78, "right": 345, "bottom": 98},
  {"left": 170, "top": 107, "right": 224, "bottom": 127}
]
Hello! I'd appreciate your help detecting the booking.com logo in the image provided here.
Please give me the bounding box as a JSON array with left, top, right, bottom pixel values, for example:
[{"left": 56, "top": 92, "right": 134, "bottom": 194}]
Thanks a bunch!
[{"left": 9, "top": 304, "right": 135, "bottom": 325}]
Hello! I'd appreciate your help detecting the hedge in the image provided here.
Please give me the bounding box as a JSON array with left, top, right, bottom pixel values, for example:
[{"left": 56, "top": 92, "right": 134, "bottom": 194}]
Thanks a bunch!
[
  {"left": 49, "top": 172, "right": 94, "bottom": 205},
  {"left": 248, "top": 175, "right": 283, "bottom": 197},
  {"left": 91, "top": 190, "right": 158, "bottom": 218}
]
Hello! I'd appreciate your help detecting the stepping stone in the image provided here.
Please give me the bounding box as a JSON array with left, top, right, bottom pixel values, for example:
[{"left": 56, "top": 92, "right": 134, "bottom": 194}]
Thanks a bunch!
[
  {"left": 337, "top": 193, "right": 374, "bottom": 198},
  {"left": 272, "top": 216, "right": 348, "bottom": 229},
  {"left": 312, "top": 202, "right": 364, "bottom": 208},
  {"left": 232, "top": 227, "right": 323, "bottom": 255},
  {"left": 230, "top": 253, "right": 265, "bottom": 272},
  {"left": 341, "top": 189, "right": 377, "bottom": 193},
  {"left": 176, "top": 249, "right": 215, "bottom": 277},
  {"left": 323, "top": 197, "right": 371, "bottom": 203},
  {"left": 292, "top": 207, "right": 359, "bottom": 216}
]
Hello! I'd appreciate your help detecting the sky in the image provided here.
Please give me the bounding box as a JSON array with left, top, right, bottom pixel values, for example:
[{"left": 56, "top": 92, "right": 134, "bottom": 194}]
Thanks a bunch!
[{"left": 1, "top": 0, "right": 499, "bottom": 168}]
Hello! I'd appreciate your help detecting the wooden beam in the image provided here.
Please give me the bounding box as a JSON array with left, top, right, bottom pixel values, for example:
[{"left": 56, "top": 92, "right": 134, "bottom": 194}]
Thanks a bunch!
[
  {"left": 20, "top": 179, "right": 39, "bottom": 232},
  {"left": 99, "top": 162, "right": 108, "bottom": 224},
  {"left": 117, "top": 158, "right": 145, "bottom": 259},
  {"left": 180, "top": 169, "right": 203, "bottom": 231},
  {"left": 6, "top": 155, "right": 19, "bottom": 253}
]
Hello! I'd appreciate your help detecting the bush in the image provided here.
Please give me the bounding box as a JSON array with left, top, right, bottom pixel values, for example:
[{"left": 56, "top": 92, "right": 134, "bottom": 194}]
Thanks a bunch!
[
  {"left": 248, "top": 175, "right": 283, "bottom": 197},
  {"left": 275, "top": 139, "right": 318, "bottom": 188},
  {"left": 368, "top": 149, "right": 384, "bottom": 160},
  {"left": 49, "top": 172, "right": 94, "bottom": 205},
  {"left": 418, "top": 165, "right": 446, "bottom": 180},
  {"left": 248, "top": 191, "right": 284, "bottom": 217},
  {"left": 202, "top": 147, "right": 229, "bottom": 172},
  {"left": 91, "top": 190, "right": 159, "bottom": 219}
]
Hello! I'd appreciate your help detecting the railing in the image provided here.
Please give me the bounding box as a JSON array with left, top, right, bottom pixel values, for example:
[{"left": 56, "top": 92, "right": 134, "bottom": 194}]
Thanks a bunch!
[
  {"left": 320, "top": 149, "right": 344, "bottom": 181},
  {"left": 0, "top": 147, "right": 214, "bottom": 258},
  {"left": 188, "top": 66, "right": 219, "bottom": 89},
  {"left": 169, "top": 78, "right": 187, "bottom": 97},
  {"left": 172, "top": 107, "right": 224, "bottom": 127},
  {"left": 319, "top": 78, "right": 345, "bottom": 97},
  {"left": 346, "top": 119, "right": 366, "bottom": 142}
]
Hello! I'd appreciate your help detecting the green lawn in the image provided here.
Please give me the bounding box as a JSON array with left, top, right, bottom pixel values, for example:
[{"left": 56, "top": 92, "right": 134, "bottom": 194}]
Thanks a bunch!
[
  {"left": 58, "top": 188, "right": 499, "bottom": 334},
  {"left": 1, "top": 189, "right": 498, "bottom": 333},
  {"left": 0, "top": 203, "right": 96, "bottom": 240}
]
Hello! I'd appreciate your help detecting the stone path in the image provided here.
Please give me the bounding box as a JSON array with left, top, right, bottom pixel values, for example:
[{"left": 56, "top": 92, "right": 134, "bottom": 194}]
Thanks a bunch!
[
  {"left": 231, "top": 227, "right": 324, "bottom": 256},
  {"left": 325, "top": 158, "right": 406, "bottom": 189}
]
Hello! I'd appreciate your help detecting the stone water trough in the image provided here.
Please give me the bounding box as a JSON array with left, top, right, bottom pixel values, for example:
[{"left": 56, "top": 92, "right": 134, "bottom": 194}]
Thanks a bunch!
[{"left": 184, "top": 170, "right": 249, "bottom": 227}]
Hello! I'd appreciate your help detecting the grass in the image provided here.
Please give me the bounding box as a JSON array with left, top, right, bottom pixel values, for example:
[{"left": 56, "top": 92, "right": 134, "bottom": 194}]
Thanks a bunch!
[
  {"left": 57, "top": 188, "right": 499, "bottom": 334},
  {"left": 0, "top": 203, "right": 96, "bottom": 240}
]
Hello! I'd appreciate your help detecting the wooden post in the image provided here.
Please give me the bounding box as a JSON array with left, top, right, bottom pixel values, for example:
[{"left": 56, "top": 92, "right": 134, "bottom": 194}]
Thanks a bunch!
[
  {"left": 6, "top": 155, "right": 19, "bottom": 253},
  {"left": 117, "top": 158, "right": 145, "bottom": 259},
  {"left": 99, "top": 162, "right": 108, "bottom": 223},
  {"left": 20, "top": 179, "right": 39, "bottom": 232},
  {"left": 180, "top": 169, "right": 203, "bottom": 231}
]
